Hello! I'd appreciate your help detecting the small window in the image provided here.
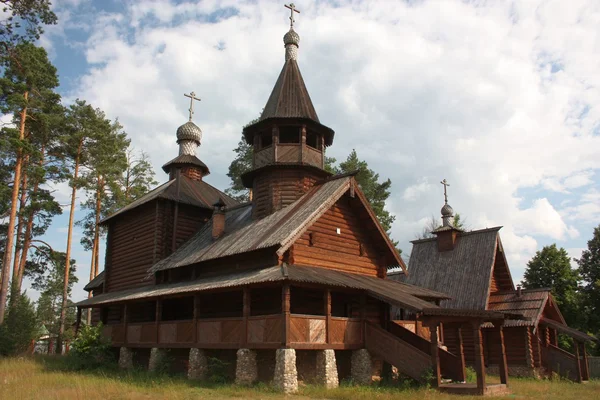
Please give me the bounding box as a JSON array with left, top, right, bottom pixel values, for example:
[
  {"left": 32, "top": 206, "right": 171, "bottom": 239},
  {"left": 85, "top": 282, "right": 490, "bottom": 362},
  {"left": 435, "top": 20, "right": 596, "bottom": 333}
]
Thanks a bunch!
[
  {"left": 262, "top": 133, "right": 273, "bottom": 148},
  {"left": 306, "top": 131, "right": 319, "bottom": 149},
  {"left": 279, "top": 126, "right": 300, "bottom": 143}
]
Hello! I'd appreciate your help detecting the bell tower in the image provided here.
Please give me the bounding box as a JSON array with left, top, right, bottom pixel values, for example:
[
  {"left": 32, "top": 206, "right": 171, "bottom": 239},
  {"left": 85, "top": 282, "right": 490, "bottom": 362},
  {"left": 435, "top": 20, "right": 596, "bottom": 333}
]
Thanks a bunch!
[{"left": 242, "top": 3, "right": 335, "bottom": 219}]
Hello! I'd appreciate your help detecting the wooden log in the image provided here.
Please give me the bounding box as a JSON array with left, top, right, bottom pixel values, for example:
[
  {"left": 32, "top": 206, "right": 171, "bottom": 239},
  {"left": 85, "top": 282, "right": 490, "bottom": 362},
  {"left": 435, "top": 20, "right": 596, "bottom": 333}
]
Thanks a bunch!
[
  {"left": 580, "top": 342, "right": 590, "bottom": 381},
  {"left": 457, "top": 325, "right": 466, "bottom": 382},
  {"left": 282, "top": 284, "right": 290, "bottom": 348},
  {"left": 472, "top": 322, "right": 486, "bottom": 396},
  {"left": 574, "top": 341, "right": 583, "bottom": 383},
  {"left": 497, "top": 325, "right": 509, "bottom": 385}
]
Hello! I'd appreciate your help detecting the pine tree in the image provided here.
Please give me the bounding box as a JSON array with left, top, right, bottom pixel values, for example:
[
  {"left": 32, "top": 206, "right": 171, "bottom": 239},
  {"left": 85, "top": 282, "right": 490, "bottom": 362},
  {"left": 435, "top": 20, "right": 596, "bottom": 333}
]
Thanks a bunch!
[
  {"left": 0, "top": 43, "right": 60, "bottom": 324},
  {"left": 522, "top": 244, "right": 580, "bottom": 327},
  {"left": 0, "top": 291, "right": 38, "bottom": 356},
  {"left": 577, "top": 225, "right": 600, "bottom": 334},
  {"left": 225, "top": 138, "right": 253, "bottom": 201},
  {"left": 117, "top": 149, "right": 157, "bottom": 205}
]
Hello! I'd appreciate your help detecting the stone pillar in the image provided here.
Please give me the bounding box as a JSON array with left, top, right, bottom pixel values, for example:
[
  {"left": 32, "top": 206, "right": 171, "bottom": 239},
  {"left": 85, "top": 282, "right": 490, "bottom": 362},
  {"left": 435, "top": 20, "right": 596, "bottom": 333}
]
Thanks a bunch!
[
  {"left": 148, "top": 348, "right": 167, "bottom": 372},
  {"left": 316, "top": 349, "right": 338, "bottom": 389},
  {"left": 118, "top": 347, "right": 134, "bottom": 370},
  {"left": 351, "top": 349, "right": 372, "bottom": 385},
  {"left": 274, "top": 348, "right": 298, "bottom": 393},
  {"left": 235, "top": 348, "right": 258, "bottom": 385},
  {"left": 188, "top": 348, "right": 208, "bottom": 380}
]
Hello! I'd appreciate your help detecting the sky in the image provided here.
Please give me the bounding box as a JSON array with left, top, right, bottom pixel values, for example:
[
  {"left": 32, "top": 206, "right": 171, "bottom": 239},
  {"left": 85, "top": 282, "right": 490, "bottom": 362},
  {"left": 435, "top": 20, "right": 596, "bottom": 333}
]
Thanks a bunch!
[{"left": 21, "top": 0, "right": 600, "bottom": 302}]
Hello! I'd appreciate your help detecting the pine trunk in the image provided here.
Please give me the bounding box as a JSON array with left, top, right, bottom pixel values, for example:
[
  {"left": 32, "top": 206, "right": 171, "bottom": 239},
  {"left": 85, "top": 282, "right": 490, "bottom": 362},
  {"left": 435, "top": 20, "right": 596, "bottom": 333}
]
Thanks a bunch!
[
  {"left": 16, "top": 146, "right": 46, "bottom": 292},
  {"left": 58, "top": 139, "right": 83, "bottom": 350},
  {"left": 0, "top": 92, "right": 28, "bottom": 324},
  {"left": 12, "top": 156, "right": 29, "bottom": 287}
]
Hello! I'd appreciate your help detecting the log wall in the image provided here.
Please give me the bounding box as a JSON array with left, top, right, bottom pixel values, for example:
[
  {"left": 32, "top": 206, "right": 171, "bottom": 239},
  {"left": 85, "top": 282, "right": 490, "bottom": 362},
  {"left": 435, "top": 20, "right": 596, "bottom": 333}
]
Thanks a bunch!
[{"left": 293, "top": 196, "right": 382, "bottom": 276}]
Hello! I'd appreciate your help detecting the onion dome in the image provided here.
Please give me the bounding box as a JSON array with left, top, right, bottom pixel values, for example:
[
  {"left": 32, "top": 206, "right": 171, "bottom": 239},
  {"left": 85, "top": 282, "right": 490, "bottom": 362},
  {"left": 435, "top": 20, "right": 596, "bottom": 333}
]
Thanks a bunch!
[
  {"left": 177, "top": 121, "right": 202, "bottom": 145},
  {"left": 284, "top": 28, "right": 300, "bottom": 61},
  {"left": 441, "top": 203, "right": 454, "bottom": 218}
]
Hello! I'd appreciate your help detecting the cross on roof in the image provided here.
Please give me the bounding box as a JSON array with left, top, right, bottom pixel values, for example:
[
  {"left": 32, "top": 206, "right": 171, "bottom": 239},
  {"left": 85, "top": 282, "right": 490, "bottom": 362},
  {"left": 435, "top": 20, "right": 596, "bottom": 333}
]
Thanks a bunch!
[
  {"left": 285, "top": 3, "right": 300, "bottom": 28},
  {"left": 441, "top": 179, "right": 450, "bottom": 204},
  {"left": 184, "top": 91, "right": 201, "bottom": 122}
]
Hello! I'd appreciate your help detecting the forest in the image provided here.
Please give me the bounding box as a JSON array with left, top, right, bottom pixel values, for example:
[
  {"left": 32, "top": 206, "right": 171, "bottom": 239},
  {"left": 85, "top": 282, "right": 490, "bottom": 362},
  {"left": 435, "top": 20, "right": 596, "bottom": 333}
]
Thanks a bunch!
[{"left": 0, "top": 1, "right": 157, "bottom": 355}]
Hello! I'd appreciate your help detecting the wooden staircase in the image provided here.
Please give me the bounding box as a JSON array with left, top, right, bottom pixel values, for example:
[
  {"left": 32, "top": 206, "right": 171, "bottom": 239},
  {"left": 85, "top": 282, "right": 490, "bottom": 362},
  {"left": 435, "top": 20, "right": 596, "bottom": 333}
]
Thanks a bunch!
[{"left": 364, "top": 321, "right": 465, "bottom": 382}]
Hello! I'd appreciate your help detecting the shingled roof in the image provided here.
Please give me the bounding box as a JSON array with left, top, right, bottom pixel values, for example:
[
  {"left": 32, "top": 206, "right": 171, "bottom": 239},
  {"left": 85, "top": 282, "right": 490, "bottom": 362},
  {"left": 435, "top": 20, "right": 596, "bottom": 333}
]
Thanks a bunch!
[
  {"left": 488, "top": 288, "right": 559, "bottom": 327},
  {"left": 84, "top": 271, "right": 105, "bottom": 292},
  {"left": 76, "top": 265, "right": 445, "bottom": 312},
  {"left": 403, "top": 227, "right": 503, "bottom": 310},
  {"left": 149, "top": 174, "right": 406, "bottom": 275},
  {"left": 260, "top": 59, "right": 319, "bottom": 122},
  {"left": 101, "top": 175, "right": 237, "bottom": 224}
]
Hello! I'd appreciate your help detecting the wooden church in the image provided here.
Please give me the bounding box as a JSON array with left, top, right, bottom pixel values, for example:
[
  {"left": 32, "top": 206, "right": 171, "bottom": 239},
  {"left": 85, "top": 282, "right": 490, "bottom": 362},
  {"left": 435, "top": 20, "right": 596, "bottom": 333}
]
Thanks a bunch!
[
  {"left": 76, "top": 4, "right": 592, "bottom": 396},
  {"left": 389, "top": 183, "right": 596, "bottom": 383}
]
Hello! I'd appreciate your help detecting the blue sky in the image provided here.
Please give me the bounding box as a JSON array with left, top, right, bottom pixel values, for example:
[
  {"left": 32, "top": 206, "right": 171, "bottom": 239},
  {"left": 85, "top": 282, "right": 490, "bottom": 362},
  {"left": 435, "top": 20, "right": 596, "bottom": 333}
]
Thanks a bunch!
[{"left": 20, "top": 0, "right": 600, "bottom": 301}]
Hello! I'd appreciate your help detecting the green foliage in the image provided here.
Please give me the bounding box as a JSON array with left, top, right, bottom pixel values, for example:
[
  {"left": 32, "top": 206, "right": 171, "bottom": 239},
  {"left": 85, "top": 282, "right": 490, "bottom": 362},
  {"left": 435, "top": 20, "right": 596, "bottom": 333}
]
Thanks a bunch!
[
  {"left": 225, "top": 138, "right": 253, "bottom": 202},
  {"left": 68, "top": 323, "right": 114, "bottom": 370},
  {"left": 0, "top": 291, "right": 39, "bottom": 355},
  {"left": 207, "top": 356, "right": 231, "bottom": 383},
  {"left": 0, "top": 0, "right": 57, "bottom": 53},
  {"left": 464, "top": 366, "right": 477, "bottom": 383},
  {"left": 523, "top": 244, "right": 581, "bottom": 327},
  {"left": 576, "top": 224, "right": 600, "bottom": 336}
]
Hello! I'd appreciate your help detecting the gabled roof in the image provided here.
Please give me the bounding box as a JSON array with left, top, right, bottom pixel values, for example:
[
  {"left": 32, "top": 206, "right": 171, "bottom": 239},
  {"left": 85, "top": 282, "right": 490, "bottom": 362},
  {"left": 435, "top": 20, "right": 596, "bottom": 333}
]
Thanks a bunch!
[
  {"left": 101, "top": 175, "right": 237, "bottom": 224},
  {"left": 84, "top": 271, "right": 105, "bottom": 292},
  {"left": 148, "top": 174, "right": 406, "bottom": 275},
  {"left": 405, "top": 227, "right": 502, "bottom": 310},
  {"left": 260, "top": 59, "right": 319, "bottom": 122},
  {"left": 488, "top": 288, "right": 556, "bottom": 327},
  {"left": 76, "top": 265, "right": 443, "bottom": 312}
]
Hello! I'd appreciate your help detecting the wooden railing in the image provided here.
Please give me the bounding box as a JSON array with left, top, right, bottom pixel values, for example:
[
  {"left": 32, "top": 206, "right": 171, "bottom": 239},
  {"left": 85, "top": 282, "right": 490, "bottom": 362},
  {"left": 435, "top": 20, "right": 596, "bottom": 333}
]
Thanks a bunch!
[
  {"left": 365, "top": 322, "right": 431, "bottom": 382},
  {"left": 542, "top": 344, "right": 579, "bottom": 381},
  {"left": 253, "top": 144, "right": 322, "bottom": 169},
  {"left": 104, "top": 314, "right": 361, "bottom": 349},
  {"left": 389, "top": 321, "right": 463, "bottom": 381}
]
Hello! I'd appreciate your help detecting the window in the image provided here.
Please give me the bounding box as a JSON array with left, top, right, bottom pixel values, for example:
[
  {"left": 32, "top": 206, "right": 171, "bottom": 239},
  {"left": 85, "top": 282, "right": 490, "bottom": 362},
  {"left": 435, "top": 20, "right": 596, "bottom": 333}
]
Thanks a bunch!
[
  {"left": 262, "top": 133, "right": 273, "bottom": 148},
  {"left": 279, "top": 126, "right": 300, "bottom": 143},
  {"left": 306, "top": 131, "right": 319, "bottom": 149},
  {"left": 161, "top": 297, "right": 194, "bottom": 321}
]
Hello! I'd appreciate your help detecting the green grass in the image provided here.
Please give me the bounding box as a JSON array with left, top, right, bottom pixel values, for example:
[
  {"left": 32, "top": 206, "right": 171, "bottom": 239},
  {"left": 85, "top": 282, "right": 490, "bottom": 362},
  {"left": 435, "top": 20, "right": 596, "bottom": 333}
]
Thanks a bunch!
[{"left": 0, "top": 356, "right": 598, "bottom": 399}]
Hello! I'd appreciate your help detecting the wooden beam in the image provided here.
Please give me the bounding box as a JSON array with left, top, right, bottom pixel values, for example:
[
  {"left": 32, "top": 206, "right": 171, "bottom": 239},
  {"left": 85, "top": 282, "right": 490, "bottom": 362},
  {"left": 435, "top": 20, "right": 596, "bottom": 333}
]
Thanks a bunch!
[
  {"left": 155, "top": 299, "right": 162, "bottom": 345},
  {"left": 242, "top": 288, "right": 250, "bottom": 347},
  {"left": 457, "top": 325, "right": 467, "bottom": 382},
  {"left": 574, "top": 340, "right": 583, "bottom": 383},
  {"left": 580, "top": 341, "right": 590, "bottom": 381},
  {"left": 430, "top": 323, "right": 441, "bottom": 388},
  {"left": 472, "top": 322, "right": 486, "bottom": 396},
  {"left": 193, "top": 295, "right": 199, "bottom": 344},
  {"left": 75, "top": 307, "right": 82, "bottom": 337},
  {"left": 325, "top": 289, "right": 331, "bottom": 344},
  {"left": 282, "top": 284, "right": 290, "bottom": 348},
  {"left": 360, "top": 293, "right": 366, "bottom": 343},
  {"left": 497, "top": 325, "right": 509, "bottom": 385}
]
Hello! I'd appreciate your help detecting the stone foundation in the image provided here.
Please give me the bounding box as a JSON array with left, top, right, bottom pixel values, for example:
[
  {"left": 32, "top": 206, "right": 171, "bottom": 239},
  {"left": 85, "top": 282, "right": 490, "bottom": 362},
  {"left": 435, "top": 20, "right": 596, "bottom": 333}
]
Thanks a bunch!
[
  {"left": 316, "top": 349, "right": 339, "bottom": 388},
  {"left": 188, "top": 348, "right": 208, "bottom": 380},
  {"left": 351, "top": 349, "right": 372, "bottom": 385},
  {"left": 274, "top": 348, "right": 298, "bottom": 393},
  {"left": 148, "top": 348, "right": 167, "bottom": 372},
  {"left": 118, "top": 347, "right": 134, "bottom": 370},
  {"left": 486, "top": 364, "right": 543, "bottom": 379},
  {"left": 235, "top": 349, "right": 258, "bottom": 385}
]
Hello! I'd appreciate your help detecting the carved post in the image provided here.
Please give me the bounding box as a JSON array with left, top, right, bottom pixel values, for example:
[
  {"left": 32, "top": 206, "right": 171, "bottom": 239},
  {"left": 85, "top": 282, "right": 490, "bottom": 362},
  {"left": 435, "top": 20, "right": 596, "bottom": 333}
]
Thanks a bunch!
[
  {"left": 242, "top": 288, "right": 250, "bottom": 346},
  {"left": 472, "top": 321, "right": 486, "bottom": 395},
  {"left": 496, "top": 323, "right": 509, "bottom": 385},
  {"left": 324, "top": 289, "right": 331, "bottom": 344},
  {"left": 429, "top": 321, "right": 441, "bottom": 388},
  {"left": 282, "top": 284, "right": 290, "bottom": 347},
  {"left": 456, "top": 325, "right": 466, "bottom": 382}
]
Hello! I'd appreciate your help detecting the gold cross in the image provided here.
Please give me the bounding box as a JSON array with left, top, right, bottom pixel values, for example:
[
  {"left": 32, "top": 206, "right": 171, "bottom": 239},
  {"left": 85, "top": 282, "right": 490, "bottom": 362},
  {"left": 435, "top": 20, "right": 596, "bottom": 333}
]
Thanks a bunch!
[
  {"left": 284, "top": 3, "right": 300, "bottom": 28},
  {"left": 184, "top": 91, "right": 201, "bottom": 122},
  {"left": 440, "top": 179, "right": 450, "bottom": 204}
]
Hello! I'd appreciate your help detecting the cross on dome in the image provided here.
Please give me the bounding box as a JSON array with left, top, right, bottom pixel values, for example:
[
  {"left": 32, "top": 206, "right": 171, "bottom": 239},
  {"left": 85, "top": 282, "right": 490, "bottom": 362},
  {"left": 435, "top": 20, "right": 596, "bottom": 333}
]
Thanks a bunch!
[
  {"left": 441, "top": 178, "right": 450, "bottom": 205},
  {"left": 184, "top": 91, "right": 201, "bottom": 122},
  {"left": 284, "top": 3, "right": 300, "bottom": 28}
]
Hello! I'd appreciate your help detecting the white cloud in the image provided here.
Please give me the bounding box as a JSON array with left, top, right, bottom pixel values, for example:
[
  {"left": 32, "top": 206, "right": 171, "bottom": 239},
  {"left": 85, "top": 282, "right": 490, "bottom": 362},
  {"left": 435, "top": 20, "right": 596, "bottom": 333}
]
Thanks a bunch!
[{"left": 35, "top": 0, "right": 600, "bottom": 289}]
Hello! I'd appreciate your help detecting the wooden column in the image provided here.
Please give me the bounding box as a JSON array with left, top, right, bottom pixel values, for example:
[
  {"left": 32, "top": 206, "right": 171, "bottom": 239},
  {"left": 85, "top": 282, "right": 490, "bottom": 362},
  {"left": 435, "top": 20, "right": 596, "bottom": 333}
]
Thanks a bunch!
[
  {"left": 242, "top": 288, "right": 250, "bottom": 346},
  {"left": 574, "top": 340, "right": 583, "bottom": 383},
  {"left": 472, "top": 321, "right": 486, "bottom": 396},
  {"left": 300, "top": 125, "right": 306, "bottom": 163},
  {"left": 272, "top": 125, "right": 279, "bottom": 162},
  {"left": 324, "top": 289, "right": 331, "bottom": 344},
  {"left": 359, "top": 293, "right": 366, "bottom": 343},
  {"left": 429, "top": 322, "right": 442, "bottom": 388},
  {"left": 496, "top": 324, "right": 509, "bottom": 385},
  {"left": 75, "top": 307, "right": 82, "bottom": 337},
  {"left": 282, "top": 284, "right": 290, "bottom": 347},
  {"left": 456, "top": 325, "right": 467, "bottom": 382},
  {"left": 580, "top": 341, "right": 590, "bottom": 381},
  {"left": 155, "top": 299, "right": 162, "bottom": 345},
  {"left": 193, "top": 295, "right": 199, "bottom": 344},
  {"left": 123, "top": 304, "right": 128, "bottom": 345}
]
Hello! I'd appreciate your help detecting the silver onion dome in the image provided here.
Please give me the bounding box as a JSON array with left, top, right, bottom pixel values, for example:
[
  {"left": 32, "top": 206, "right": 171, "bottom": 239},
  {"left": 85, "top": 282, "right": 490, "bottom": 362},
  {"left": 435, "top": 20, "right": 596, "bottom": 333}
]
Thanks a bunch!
[
  {"left": 283, "top": 28, "right": 300, "bottom": 46},
  {"left": 176, "top": 121, "right": 202, "bottom": 144},
  {"left": 441, "top": 203, "right": 454, "bottom": 217}
]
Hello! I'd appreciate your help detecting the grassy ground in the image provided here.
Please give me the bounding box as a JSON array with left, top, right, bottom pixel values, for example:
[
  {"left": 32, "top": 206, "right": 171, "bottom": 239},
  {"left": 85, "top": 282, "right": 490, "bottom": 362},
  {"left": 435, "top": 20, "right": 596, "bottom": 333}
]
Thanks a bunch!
[{"left": 0, "top": 356, "right": 598, "bottom": 399}]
